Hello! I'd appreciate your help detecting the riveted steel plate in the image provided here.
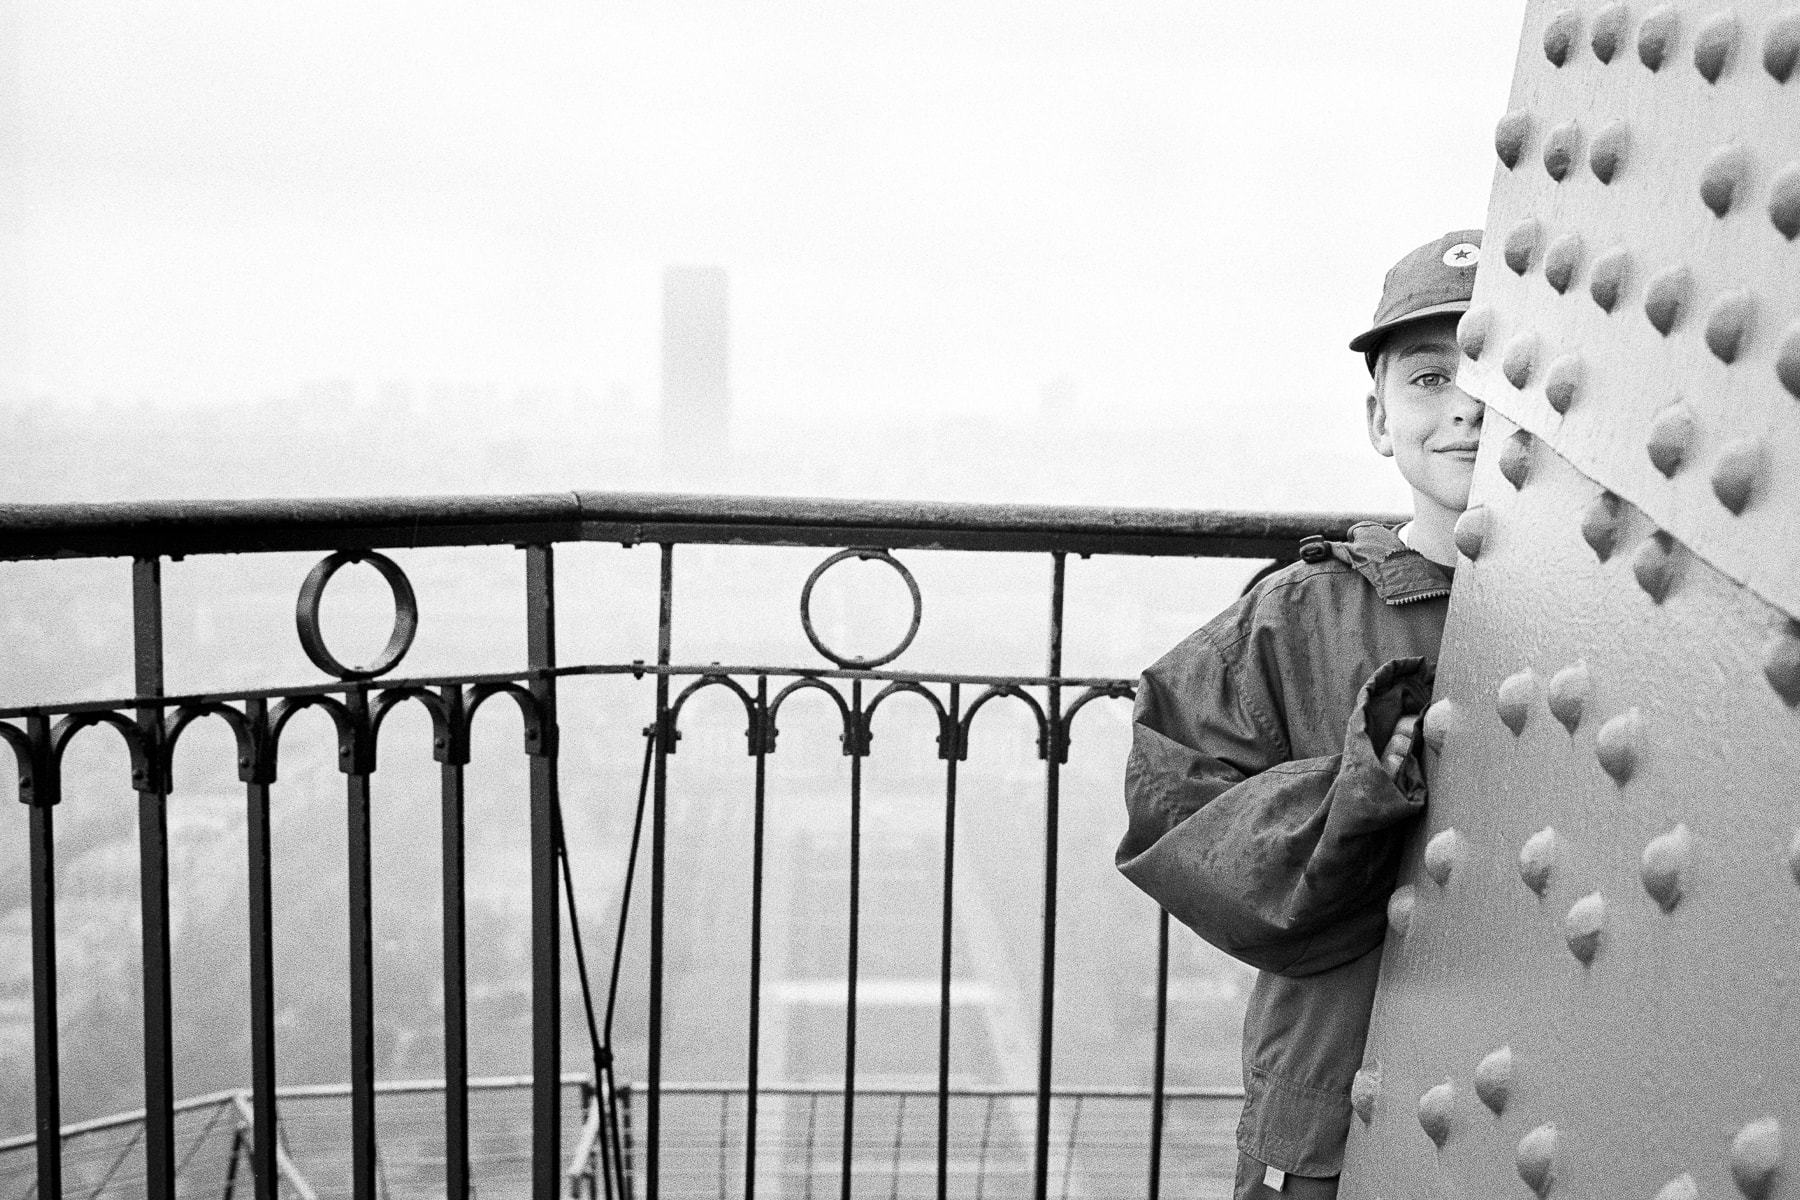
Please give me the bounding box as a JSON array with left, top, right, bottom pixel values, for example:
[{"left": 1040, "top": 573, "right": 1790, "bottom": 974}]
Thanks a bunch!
[
  {"left": 1459, "top": 0, "right": 1800, "bottom": 621},
  {"left": 1341, "top": 411, "right": 1800, "bottom": 1198}
]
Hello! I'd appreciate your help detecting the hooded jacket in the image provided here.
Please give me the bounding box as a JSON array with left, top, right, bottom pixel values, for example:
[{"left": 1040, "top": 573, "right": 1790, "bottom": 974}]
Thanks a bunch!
[{"left": 1118, "top": 522, "right": 1451, "bottom": 1175}]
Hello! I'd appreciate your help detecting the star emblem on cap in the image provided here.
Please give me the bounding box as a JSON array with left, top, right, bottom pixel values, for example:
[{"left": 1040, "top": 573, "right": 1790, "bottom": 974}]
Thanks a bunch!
[{"left": 1443, "top": 243, "right": 1481, "bottom": 266}]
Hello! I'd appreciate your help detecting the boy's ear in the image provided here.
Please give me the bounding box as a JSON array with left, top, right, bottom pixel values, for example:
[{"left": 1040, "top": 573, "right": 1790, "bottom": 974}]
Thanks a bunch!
[{"left": 1366, "top": 387, "right": 1395, "bottom": 457}]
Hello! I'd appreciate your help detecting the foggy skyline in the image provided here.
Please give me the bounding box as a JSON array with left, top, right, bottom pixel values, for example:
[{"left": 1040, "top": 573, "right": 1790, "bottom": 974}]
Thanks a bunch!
[{"left": 4, "top": 2, "right": 1524, "bottom": 452}]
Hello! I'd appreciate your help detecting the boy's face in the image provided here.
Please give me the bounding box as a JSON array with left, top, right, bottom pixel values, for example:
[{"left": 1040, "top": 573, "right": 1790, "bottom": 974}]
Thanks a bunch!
[{"left": 1365, "top": 314, "right": 1485, "bottom": 517}]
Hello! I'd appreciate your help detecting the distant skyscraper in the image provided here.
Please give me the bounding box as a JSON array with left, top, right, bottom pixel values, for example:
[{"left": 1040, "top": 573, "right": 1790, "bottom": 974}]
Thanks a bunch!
[{"left": 659, "top": 266, "right": 730, "bottom": 482}]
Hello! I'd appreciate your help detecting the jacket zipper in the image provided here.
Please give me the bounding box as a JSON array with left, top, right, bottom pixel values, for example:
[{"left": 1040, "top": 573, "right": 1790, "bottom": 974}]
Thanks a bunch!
[{"left": 1388, "top": 587, "right": 1452, "bottom": 606}]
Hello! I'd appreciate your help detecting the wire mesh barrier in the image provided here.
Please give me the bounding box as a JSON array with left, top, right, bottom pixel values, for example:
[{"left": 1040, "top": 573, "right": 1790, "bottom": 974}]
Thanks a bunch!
[
  {"left": 0, "top": 493, "right": 1396, "bottom": 1200},
  {"left": 614, "top": 1085, "right": 1243, "bottom": 1200},
  {"left": 0, "top": 1082, "right": 1241, "bottom": 1200},
  {"left": 0, "top": 1078, "right": 594, "bottom": 1200}
]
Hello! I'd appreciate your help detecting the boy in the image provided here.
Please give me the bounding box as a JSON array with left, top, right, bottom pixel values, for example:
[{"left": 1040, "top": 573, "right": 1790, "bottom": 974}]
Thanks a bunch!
[{"left": 1117, "top": 231, "right": 1486, "bottom": 1199}]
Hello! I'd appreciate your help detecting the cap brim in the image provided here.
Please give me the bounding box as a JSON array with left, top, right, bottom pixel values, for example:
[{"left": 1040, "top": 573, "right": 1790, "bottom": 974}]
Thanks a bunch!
[{"left": 1347, "top": 300, "right": 1472, "bottom": 353}]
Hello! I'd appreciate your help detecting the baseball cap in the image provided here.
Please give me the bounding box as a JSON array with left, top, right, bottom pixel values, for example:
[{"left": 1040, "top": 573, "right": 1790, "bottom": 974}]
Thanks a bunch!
[{"left": 1348, "top": 229, "right": 1483, "bottom": 372}]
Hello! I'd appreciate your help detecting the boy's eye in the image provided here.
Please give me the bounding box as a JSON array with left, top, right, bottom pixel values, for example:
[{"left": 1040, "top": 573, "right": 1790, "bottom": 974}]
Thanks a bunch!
[{"left": 1412, "top": 371, "right": 1451, "bottom": 389}]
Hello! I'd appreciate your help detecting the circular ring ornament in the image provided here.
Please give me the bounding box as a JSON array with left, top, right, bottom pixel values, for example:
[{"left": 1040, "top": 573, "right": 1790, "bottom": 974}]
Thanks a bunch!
[
  {"left": 799, "top": 549, "right": 922, "bottom": 669},
  {"left": 295, "top": 550, "right": 419, "bottom": 680}
]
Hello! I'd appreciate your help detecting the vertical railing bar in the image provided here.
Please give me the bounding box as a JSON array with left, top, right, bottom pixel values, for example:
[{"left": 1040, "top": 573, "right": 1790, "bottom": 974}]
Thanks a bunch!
[
  {"left": 1057, "top": 1096, "right": 1081, "bottom": 1200},
  {"left": 935, "top": 684, "right": 960, "bottom": 1200},
  {"left": 744, "top": 676, "right": 769, "bottom": 1200},
  {"left": 973, "top": 1094, "right": 995, "bottom": 1200},
  {"left": 345, "top": 687, "right": 377, "bottom": 1200},
  {"left": 887, "top": 1094, "right": 905, "bottom": 1200},
  {"left": 441, "top": 686, "right": 470, "bottom": 1200},
  {"left": 620, "top": 1085, "right": 637, "bottom": 1200},
  {"left": 648, "top": 543, "right": 674, "bottom": 1200},
  {"left": 1033, "top": 553, "right": 1066, "bottom": 1200},
  {"left": 839, "top": 679, "right": 863, "bottom": 1200},
  {"left": 28, "top": 714, "right": 62, "bottom": 1200},
  {"left": 244, "top": 699, "right": 278, "bottom": 1200},
  {"left": 1147, "top": 910, "right": 1170, "bottom": 1200},
  {"left": 802, "top": 1093, "right": 817, "bottom": 1200},
  {"left": 132, "top": 556, "right": 176, "bottom": 1200},
  {"left": 717, "top": 1092, "right": 729, "bottom": 1200},
  {"left": 527, "top": 545, "right": 563, "bottom": 1200}
]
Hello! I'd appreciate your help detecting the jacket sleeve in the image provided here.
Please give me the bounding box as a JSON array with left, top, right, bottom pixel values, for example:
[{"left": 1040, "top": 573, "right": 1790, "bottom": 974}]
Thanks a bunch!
[{"left": 1117, "top": 641, "right": 1431, "bottom": 979}]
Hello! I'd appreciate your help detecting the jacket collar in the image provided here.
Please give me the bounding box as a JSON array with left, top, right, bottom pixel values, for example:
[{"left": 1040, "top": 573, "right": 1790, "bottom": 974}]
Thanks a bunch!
[{"left": 1328, "top": 521, "right": 1454, "bottom": 605}]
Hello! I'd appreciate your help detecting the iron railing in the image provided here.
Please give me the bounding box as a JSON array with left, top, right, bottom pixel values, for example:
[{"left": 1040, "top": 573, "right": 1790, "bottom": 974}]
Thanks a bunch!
[{"left": 0, "top": 492, "right": 1400, "bottom": 1200}]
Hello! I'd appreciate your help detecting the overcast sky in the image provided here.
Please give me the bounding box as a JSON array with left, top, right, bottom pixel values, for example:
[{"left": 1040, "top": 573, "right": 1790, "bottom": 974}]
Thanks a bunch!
[{"left": 2, "top": 1, "right": 1527, "bottom": 429}]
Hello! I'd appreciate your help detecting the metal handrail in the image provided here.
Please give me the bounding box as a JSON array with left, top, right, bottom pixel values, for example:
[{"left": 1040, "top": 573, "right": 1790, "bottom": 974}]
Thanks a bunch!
[{"left": 0, "top": 490, "right": 1402, "bottom": 561}]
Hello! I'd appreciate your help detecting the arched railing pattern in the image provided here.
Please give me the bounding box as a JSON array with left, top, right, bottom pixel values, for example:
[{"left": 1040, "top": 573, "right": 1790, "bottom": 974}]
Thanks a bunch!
[{"left": 0, "top": 493, "right": 1386, "bottom": 1200}]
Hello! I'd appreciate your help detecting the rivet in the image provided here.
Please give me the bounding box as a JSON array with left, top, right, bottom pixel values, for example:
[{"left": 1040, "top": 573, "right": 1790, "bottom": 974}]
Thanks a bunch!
[
  {"left": 1564, "top": 892, "right": 1606, "bottom": 963},
  {"left": 1422, "top": 698, "right": 1454, "bottom": 752},
  {"left": 1592, "top": 2, "right": 1629, "bottom": 61},
  {"left": 1544, "top": 354, "right": 1583, "bottom": 413},
  {"left": 1644, "top": 265, "right": 1693, "bottom": 335},
  {"left": 1475, "top": 1045, "right": 1513, "bottom": 1115},
  {"left": 1694, "top": 11, "right": 1740, "bottom": 81},
  {"left": 1498, "top": 428, "right": 1533, "bottom": 489},
  {"left": 1581, "top": 491, "right": 1623, "bottom": 561},
  {"left": 1547, "top": 660, "right": 1590, "bottom": 732},
  {"left": 1712, "top": 439, "right": 1764, "bottom": 513},
  {"left": 1639, "top": 6, "right": 1680, "bottom": 70},
  {"left": 1596, "top": 709, "right": 1644, "bottom": 782},
  {"left": 1588, "top": 119, "right": 1629, "bottom": 185},
  {"left": 1763, "top": 619, "right": 1800, "bottom": 704},
  {"left": 1502, "top": 336, "right": 1538, "bottom": 390},
  {"left": 238, "top": 755, "right": 251, "bottom": 769},
  {"left": 1641, "top": 823, "right": 1692, "bottom": 911},
  {"left": 1453, "top": 506, "right": 1492, "bottom": 560},
  {"left": 1505, "top": 219, "right": 1543, "bottom": 275},
  {"left": 1351, "top": 1064, "right": 1380, "bottom": 1123},
  {"left": 1424, "top": 828, "right": 1461, "bottom": 886},
  {"left": 1654, "top": 1175, "right": 1699, "bottom": 1200},
  {"left": 1701, "top": 145, "right": 1753, "bottom": 217},
  {"left": 1517, "top": 1123, "right": 1558, "bottom": 1197},
  {"left": 1496, "top": 111, "right": 1533, "bottom": 170},
  {"left": 1458, "top": 306, "right": 1494, "bottom": 359},
  {"left": 1418, "top": 1080, "right": 1455, "bottom": 1148},
  {"left": 1388, "top": 884, "right": 1416, "bottom": 936},
  {"left": 1770, "top": 163, "right": 1800, "bottom": 239},
  {"left": 1584, "top": 489, "right": 1627, "bottom": 561},
  {"left": 1544, "top": 9, "right": 1582, "bottom": 65},
  {"left": 1633, "top": 531, "right": 1678, "bottom": 603},
  {"left": 1777, "top": 323, "right": 1800, "bottom": 399},
  {"left": 1704, "top": 290, "right": 1756, "bottom": 363},
  {"left": 1589, "top": 247, "right": 1631, "bottom": 313},
  {"left": 1520, "top": 827, "right": 1559, "bottom": 896},
  {"left": 1544, "top": 234, "right": 1584, "bottom": 294},
  {"left": 1542, "top": 121, "right": 1581, "bottom": 182},
  {"left": 1730, "top": 1116, "right": 1782, "bottom": 1199},
  {"left": 1765, "top": 10, "right": 1800, "bottom": 82},
  {"left": 1647, "top": 402, "right": 1695, "bottom": 477},
  {"left": 1497, "top": 670, "right": 1538, "bottom": 734}
]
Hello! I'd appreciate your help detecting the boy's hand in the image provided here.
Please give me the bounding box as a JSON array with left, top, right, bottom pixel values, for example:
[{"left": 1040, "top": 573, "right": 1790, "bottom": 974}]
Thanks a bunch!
[
  {"left": 1379, "top": 713, "right": 1420, "bottom": 778},
  {"left": 1354, "top": 657, "right": 1434, "bottom": 799}
]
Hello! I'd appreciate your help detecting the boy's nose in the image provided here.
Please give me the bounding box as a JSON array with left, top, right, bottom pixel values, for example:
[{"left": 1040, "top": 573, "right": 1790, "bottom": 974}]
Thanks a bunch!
[{"left": 1450, "top": 386, "right": 1485, "bottom": 424}]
